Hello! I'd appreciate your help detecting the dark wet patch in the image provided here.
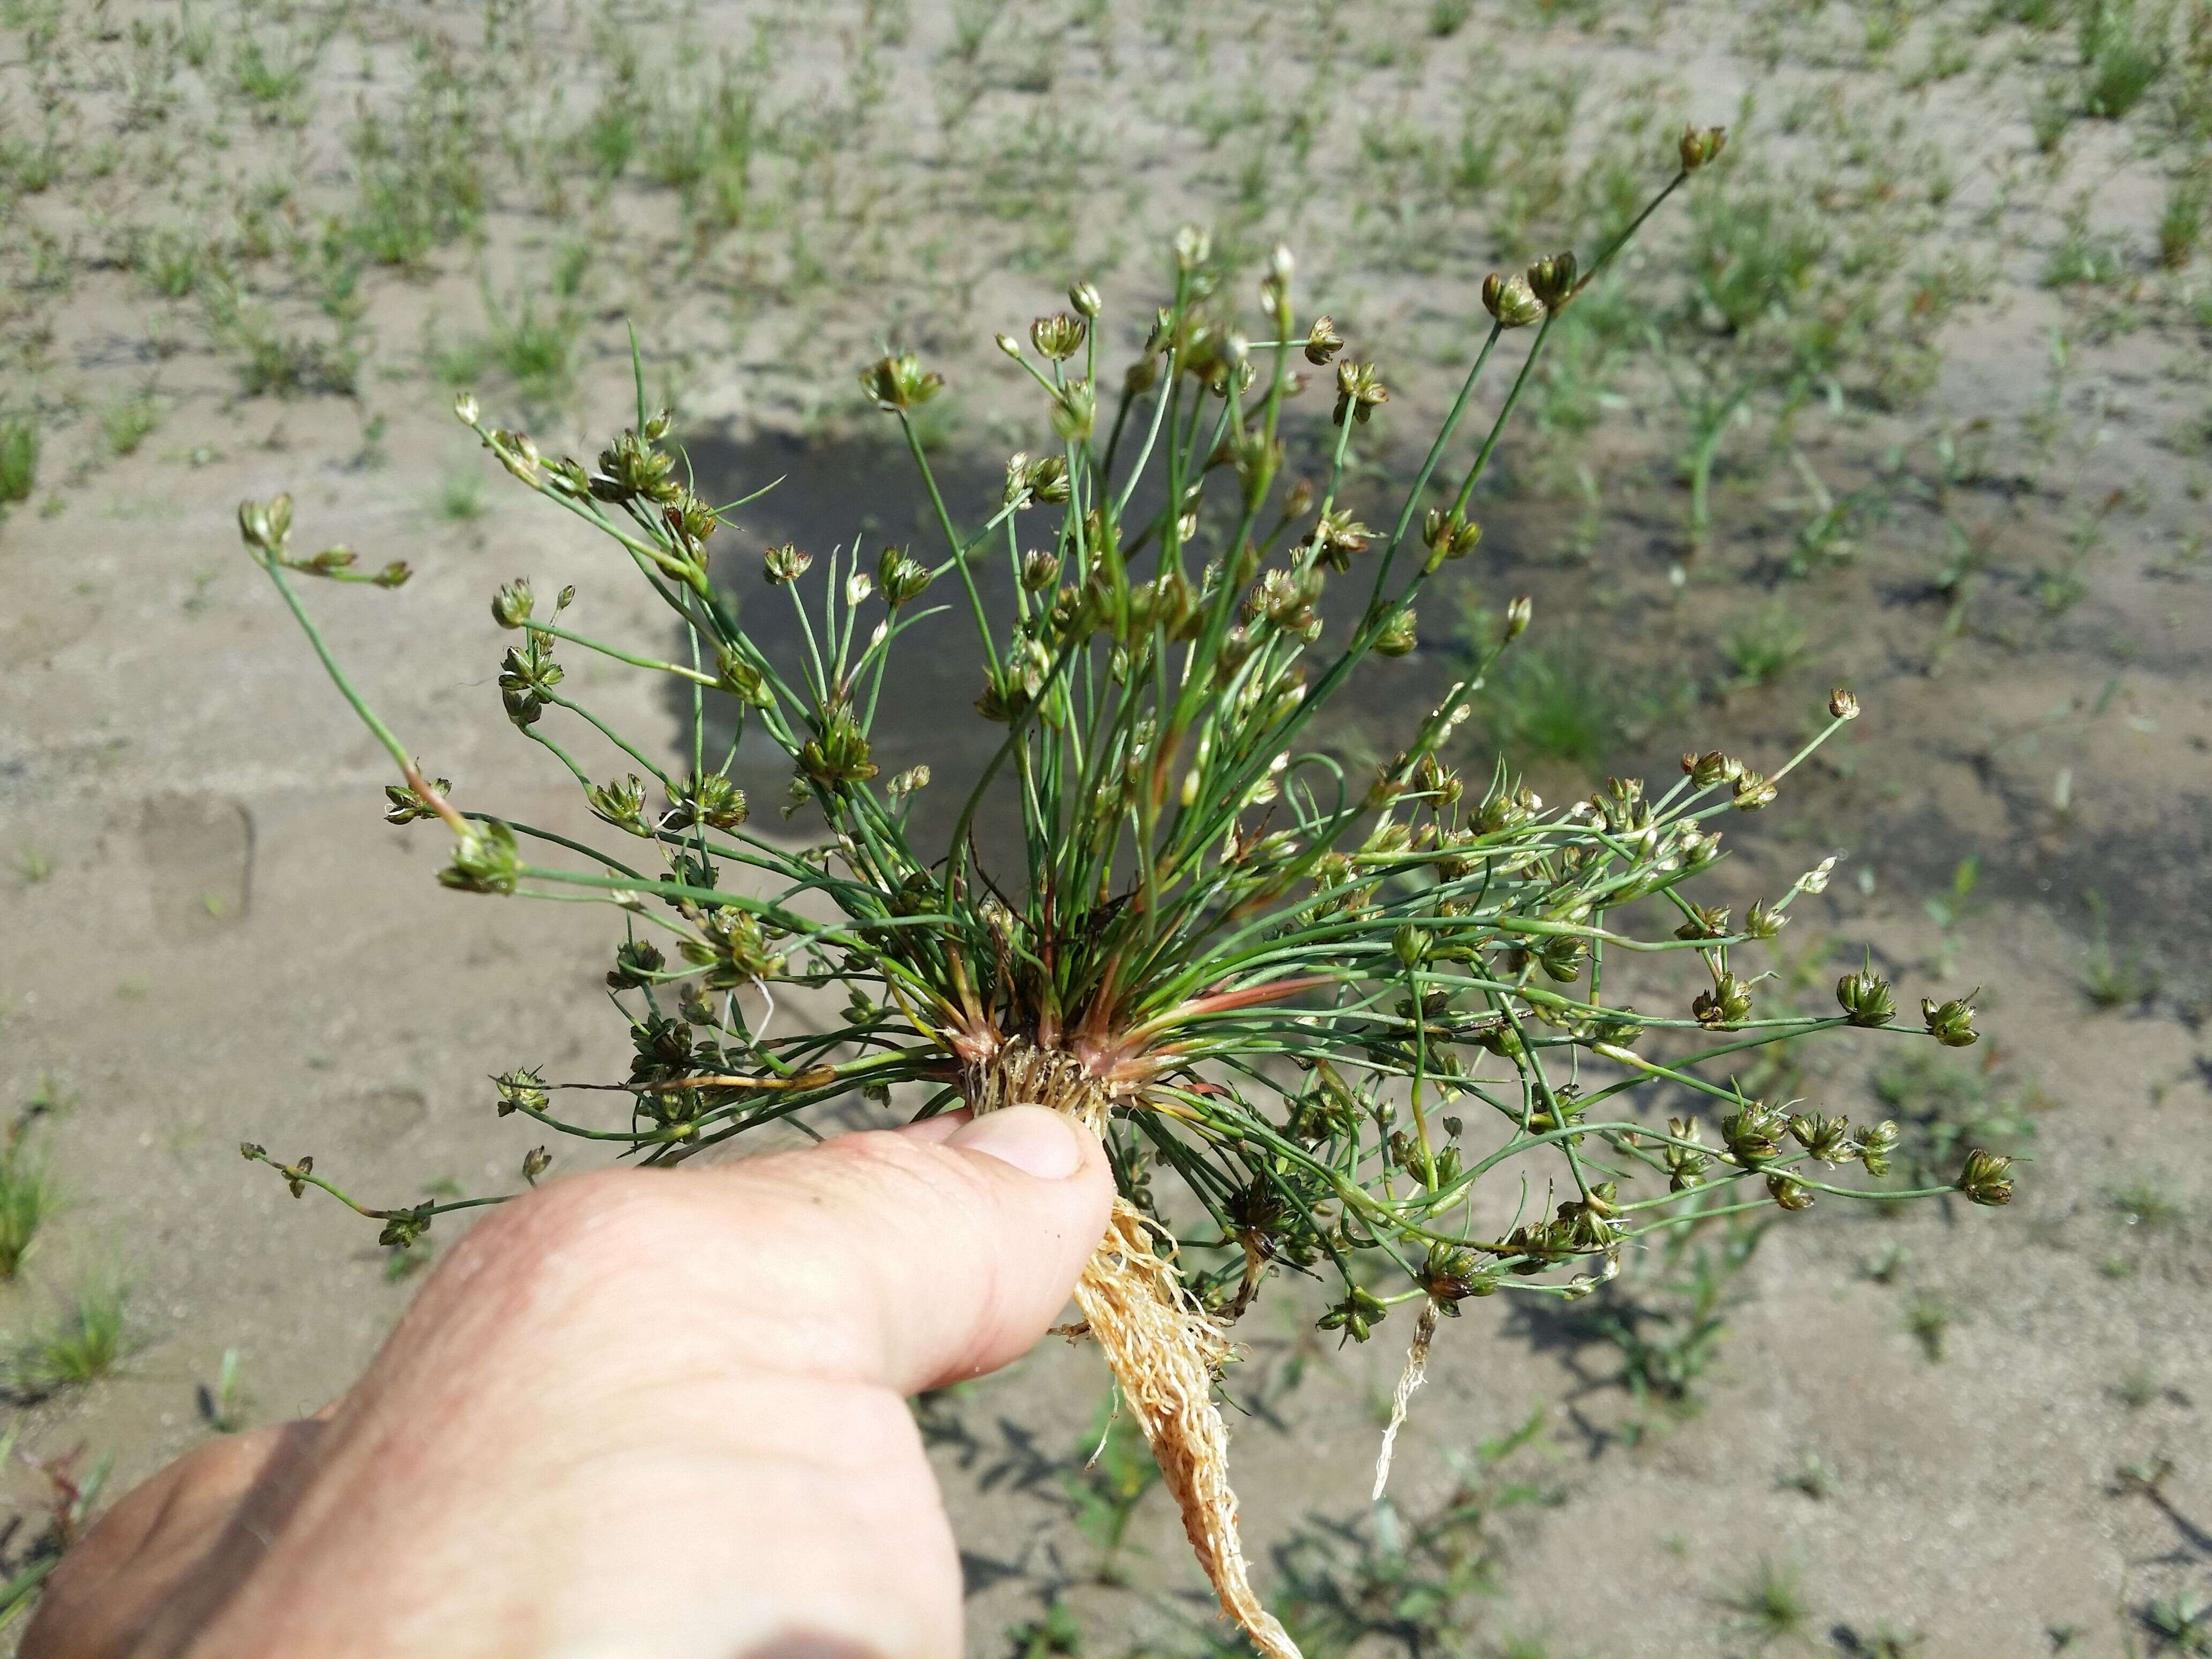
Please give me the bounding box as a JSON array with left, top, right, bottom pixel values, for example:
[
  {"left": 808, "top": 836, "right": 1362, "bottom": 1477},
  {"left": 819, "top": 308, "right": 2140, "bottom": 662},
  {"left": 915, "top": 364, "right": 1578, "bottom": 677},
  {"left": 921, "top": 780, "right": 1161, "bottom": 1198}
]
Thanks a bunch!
[{"left": 670, "top": 429, "right": 2209, "bottom": 996}]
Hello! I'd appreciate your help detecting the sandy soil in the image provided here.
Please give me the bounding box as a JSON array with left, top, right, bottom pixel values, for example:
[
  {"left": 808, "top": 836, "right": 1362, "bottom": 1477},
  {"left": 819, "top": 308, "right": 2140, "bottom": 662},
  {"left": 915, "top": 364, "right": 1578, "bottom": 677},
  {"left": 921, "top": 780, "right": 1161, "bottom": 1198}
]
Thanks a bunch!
[{"left": 3, "top": 1, "right": 2210, "bottom": 1654}]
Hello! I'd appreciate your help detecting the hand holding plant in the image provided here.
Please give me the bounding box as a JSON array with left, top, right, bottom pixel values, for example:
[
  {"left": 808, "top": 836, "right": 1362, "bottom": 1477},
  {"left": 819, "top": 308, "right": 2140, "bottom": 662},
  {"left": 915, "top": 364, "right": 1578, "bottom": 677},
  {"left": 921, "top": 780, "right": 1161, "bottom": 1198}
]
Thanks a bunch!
[
  {"left": 228, "top": 125, "right": 2008, "bottom": 1655},
  {"left": 26, "top": 1110, "right": 1112, "bottom": 1658}
]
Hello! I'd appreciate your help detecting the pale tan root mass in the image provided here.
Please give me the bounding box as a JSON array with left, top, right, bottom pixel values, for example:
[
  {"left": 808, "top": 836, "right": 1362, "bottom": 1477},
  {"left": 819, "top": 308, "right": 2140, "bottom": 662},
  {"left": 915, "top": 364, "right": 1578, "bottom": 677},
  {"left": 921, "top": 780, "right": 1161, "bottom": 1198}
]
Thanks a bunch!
[{"left": 967, "top": 1042, "right": 1301, "bottom": 1659}]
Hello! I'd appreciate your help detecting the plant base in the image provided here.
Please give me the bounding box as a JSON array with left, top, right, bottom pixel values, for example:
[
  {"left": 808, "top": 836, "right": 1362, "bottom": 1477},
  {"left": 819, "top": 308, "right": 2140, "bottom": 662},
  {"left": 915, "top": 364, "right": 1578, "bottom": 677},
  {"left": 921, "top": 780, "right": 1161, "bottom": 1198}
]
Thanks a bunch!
[{"left": 968, "top": 1041, "right": 1299, "bottom": 1659}]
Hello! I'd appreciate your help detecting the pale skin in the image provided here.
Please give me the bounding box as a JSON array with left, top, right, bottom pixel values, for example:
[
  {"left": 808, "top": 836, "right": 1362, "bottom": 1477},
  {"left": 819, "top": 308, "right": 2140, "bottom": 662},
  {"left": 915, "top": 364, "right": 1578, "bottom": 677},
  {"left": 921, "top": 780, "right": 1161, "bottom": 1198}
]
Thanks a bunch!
[{"left": 26, "top": 1105, "right": 1114, "bottom": 1659}]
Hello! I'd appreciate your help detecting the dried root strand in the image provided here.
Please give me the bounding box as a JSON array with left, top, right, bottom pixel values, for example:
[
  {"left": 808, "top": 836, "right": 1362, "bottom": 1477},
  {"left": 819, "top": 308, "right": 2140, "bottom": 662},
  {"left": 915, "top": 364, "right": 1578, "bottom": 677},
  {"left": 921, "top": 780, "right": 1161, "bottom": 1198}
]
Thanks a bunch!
[
  {"left": 969, "top": 1041, "right": 1301, "bottom": 1659},
  {"left": 1078, "top": 1199, "right": 1298, "bottom": 1659},
  {"left": 1371, "top": 1299, "right": 1439, "bottom": 1503}
]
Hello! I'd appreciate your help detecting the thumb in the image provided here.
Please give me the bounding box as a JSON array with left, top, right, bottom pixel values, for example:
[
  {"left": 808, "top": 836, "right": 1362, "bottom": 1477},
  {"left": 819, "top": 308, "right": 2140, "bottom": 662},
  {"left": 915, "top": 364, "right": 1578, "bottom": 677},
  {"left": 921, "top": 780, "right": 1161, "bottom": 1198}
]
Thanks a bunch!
[{"left": 679, "top": 1105, "right": 1117, "bottom": 1396}]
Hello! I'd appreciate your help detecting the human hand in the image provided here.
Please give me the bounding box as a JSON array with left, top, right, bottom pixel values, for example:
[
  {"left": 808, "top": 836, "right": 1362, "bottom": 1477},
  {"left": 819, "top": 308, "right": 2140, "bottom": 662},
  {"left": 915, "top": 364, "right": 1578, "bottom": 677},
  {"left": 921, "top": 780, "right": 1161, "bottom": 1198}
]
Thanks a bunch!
[{"left": 26, "top": 1107, "right": 1112, "bottom": 1659}]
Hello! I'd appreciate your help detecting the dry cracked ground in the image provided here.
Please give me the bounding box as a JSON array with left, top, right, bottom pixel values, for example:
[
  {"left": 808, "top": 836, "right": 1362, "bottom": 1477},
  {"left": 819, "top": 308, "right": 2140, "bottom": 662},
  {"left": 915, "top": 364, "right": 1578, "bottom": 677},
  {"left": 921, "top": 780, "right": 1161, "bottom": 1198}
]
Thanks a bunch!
[{"left": 2, "top": 0, "right": 2211, "bottom": 1654}]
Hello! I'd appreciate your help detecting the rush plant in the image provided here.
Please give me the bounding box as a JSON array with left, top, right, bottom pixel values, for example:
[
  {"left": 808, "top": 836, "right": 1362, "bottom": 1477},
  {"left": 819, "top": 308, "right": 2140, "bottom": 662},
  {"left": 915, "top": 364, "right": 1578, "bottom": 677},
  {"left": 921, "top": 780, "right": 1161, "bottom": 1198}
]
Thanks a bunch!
[{"left": 235, "top": 127, "right": 2008, "bottom": 1657}]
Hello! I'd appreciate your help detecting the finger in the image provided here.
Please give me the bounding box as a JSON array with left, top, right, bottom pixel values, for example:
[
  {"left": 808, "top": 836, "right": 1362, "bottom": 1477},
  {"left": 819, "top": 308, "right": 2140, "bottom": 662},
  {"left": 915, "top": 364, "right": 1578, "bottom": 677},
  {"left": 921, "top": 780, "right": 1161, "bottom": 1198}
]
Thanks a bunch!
[
  {"left": 23, "top": 1421, "right": 324, "bottom": 1659},
  {"left": 428, "top": 1105, "right": 1113, "bottom": 1404},
  {"left": 694, "top": 1104, "right": 1115, "bottom": 1395},
  {"left": 894, "top": 1107, "right": 972, "bottom": 1146}
]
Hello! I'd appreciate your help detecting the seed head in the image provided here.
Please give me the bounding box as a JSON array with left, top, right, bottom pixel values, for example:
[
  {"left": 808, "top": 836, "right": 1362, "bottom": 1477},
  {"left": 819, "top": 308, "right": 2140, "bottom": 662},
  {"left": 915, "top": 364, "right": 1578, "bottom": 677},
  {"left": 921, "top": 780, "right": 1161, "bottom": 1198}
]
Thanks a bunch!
[
  {"left": 1304, "top": 315, "right": 1344, "bottom": 365},
  {"left": 1693, "top": 970, "right": 1754, "bottom": 1029},
  {"left": 1789, "top": 1111, "right": 1855, "bottom": 1164},
  {"left": 1317, "top": 1284, "right": 1387, "bottom": 1342},
  {"left": 1025, "top": 454, "right": 1070, "bottom": 503},
  {"left": 1374, "top": 609, "right": 1418, "bottom": 657},
  {"left": 1051, "top": 379, "right": 1095, "bottom": 442},
  {"left": 1956, "top": 1148, "right": 2013, "bottom": 1206},
  {"left": 1030, "top": 312, "right": 1087, "bottom": 361},
  {"left": 1731, "top": 768, "right": 1778, "bottom": 810},
  {"left": 237, "top": 492, "right": 293, "bottom": 554},
  {"left": 1682, "top": 750, "right": 1742, "bottom": 788},
  {"left": 494, "top": 429, "right": 542, "bottom": 487},
  {"left": 1679, "top": 123, "right": 1728, "bottom": 173},
  {"left": 797, "top": 707, "right": 878, "bottom": 791},
  {"left": 1021, "top": 549, "right": 1062, "bottom": 592},
  {"left": 1674, "top": 902, "right": 1730, "bottom": 941},
  {"left": 763, "top": 543, "right": 812, "bottom": 586},
  {"left": 1768, "top": 1173, "right": 1815, "bottom": 1211},
  {"left": 1482, "top": 271, "right": 1542, "bottom": 328},
  {"left": 664, "top": 769, "right": 749, "bottom": 832},
  {"left": 1857, "top": 1118, "right": 1900, "bottom": 1176},
  {"left": 1332, "top": 361, "right": 1388, "bottom": 427},
  {"left": 858, "top": 351, "right": 943, "bottom": 410},
  {"left": 1068, "top": 277, "right": 1102, "bottom": 318},
  {"left": 1829, "top": 686, "right": 1861, "bottom": 721},
  {"left": 586, "top": 774, "right": 650, "bottom": 836},
  {"left": 440, "top": 820, "right": 521, "bottom": 895},
  {"left": 385, "top": 772, "right": 454, "bottom": 826},
  {"left": 877, "top": 546, "right": 932, "bottom": 607},
  {"left": 1303, "top": 506, "right": 1373, "bottom": 570},
  {"left": 1922, "top": 991, "right": 1980, "bottom": 1048},
  {"left": 607, "top": 938, "right": 666, "bottom": 989},
  {"left": 1525, "top": 250, "right": 1578, "bottom": 311},
  {"left": 1505, "top": 595, "right": 1533, "bottom": 640},
  {"left": 453, "top": 392, "right": 479, "bottom": 425},
  {"left": 715, "top": 648, "right": 769, "bottom": 706},
  {"left": 1665, "top": 1116, "right": 1711, "bottom": 1191},
  {"left": 491, "top": 578, "right": 534, "bottom": 629},
  {"left": 1422, "top": 507, "right": 1482, "bottom": 561},
  {"left": 1836, "top": 961, "right": 1895, "bottom": 1026}
]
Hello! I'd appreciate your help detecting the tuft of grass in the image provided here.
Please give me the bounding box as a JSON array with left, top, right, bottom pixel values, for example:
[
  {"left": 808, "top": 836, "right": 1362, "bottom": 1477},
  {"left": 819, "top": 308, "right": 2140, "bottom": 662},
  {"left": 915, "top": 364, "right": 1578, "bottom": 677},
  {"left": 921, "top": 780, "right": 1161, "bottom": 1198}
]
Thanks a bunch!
[
  {"left": 435, "top": 467, "right": 490, "bottom": 524},
  {"left": 1476, "top": 637, "right": 1665, "bottom": 768},
  {"left": 2108, "top": 1177, "right": 2187, "bottom": 1232},
  {"left": 137, "top": 227, "right": 207, "bottom": 298},
  {"left": 2028, "top": 80, "right": 2078, "bottom": 153},
  {"left": 1779, "top": 1449, "right": 1834, "bottom": 1500},
  {"left": 435, "top": 288, "right": 585, "bottom": 403},
  {"left": 1869, "top": 1049, "right": 2039, "bottom": 1186},
  {"left": 2142, "top": 1589, "right": 2212, "bottom": 1654},
  {"left": 1718, "top": 601, "right": 1812, "bottom": 690},
  {"left": 0, "top": 1148, "right": 59, "bottom": 1280},
  {"left": 1725, "top": 1557, "right": 1812, "bottom": 1649},
  {"left": 197, "top": 1347, "right": 251, "bottom": 1433},
  {"left": 2042, "top": 199, "right": 2129, "bottom": 287},
  {"left": 0, "top": 416, "right": 38, "bottom": 506},
  {"left": 578, "top": 91, "right": 641, "bottom": 181},
  {"left": 1685, "top": 168, "right": 1829, "bottom": 335},
  {"left": 1577, "top": 1216, "right": 1768, "bottom": 1422},
  {"left": 236, "top": 328, "right": 363, "bottom": 399},
  {"left": 101, "top": 393, "right": 162, "bottom": 458},
  {"left": 2113, "top": 1365, "right": 2161, "bottom": 1410},
  {"left": 2080, "top": 0, "right": 2166, "bottom": 118},
  {"left": 1903, "top": 1293, "right": 1951, "bottom": 1362},
  {"left": 8, "top": 1270, "right": 133, "bottom": 1398},
  {"left": 345, "top": 55, "right": 487, "bottom": 268},
  {"left": 2160, "top": 175, "right": 2208, "bottom": 269},
  {"left": 1060, "top": 1394, "right": 1160, "bottom": 1585},
  {"left": 228, "top": 32, "right": 315, "bottom": 118},
  {"left": 2082, "top": 939, "right": 2161, "bottom": 1010},
  {"left": 1006, "top": 1601, "right": 1082, "bottom": 1659}
]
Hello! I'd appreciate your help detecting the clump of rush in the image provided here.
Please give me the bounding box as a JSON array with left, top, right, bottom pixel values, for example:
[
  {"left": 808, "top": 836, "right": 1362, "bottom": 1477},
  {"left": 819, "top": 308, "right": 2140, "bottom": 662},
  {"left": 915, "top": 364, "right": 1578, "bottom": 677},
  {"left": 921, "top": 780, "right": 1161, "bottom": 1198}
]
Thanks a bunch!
[{"left": 235, "top": 125, "right": 2011, "bottom": 1656}]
